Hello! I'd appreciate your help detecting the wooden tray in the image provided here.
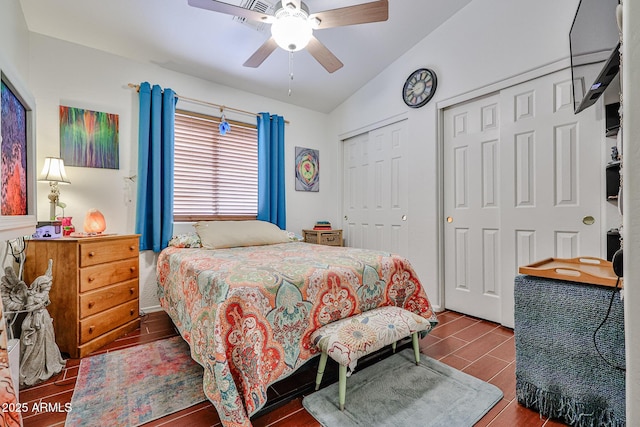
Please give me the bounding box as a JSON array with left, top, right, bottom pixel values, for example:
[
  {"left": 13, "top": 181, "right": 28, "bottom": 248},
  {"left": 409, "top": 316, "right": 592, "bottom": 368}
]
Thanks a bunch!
[{"left": 519, "top": 257, "right": 622, "bottom": 287}]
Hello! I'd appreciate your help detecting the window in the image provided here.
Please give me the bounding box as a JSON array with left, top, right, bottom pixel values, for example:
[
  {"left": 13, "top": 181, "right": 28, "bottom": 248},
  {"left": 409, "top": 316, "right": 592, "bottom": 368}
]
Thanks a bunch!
[{"left": 173, "top": 109, "right": 258, "bottom": 221}]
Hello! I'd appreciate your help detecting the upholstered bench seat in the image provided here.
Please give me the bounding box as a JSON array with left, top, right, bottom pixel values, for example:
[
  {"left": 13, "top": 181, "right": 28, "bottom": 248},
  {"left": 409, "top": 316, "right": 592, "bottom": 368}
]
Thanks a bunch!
[{"left": 310, "top": 306, "right": 432, "bottom": 410}]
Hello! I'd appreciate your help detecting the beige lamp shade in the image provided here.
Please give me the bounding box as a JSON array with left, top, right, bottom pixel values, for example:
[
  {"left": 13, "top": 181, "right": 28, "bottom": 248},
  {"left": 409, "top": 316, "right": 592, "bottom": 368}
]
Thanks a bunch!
[{"left": 39, "top": 157, "right": 70, "bottom": 183}]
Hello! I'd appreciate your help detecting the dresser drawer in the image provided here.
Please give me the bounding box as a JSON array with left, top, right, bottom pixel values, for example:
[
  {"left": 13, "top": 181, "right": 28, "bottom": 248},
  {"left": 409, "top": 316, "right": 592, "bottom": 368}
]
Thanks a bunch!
[
  {"left": 79, "top": 279, "right": 139, "bottom": 319},
  {"left": 79, "top": 299, "right": 139, "bottom": 344},
  {"left": 79, "top": 258, "right": 139, "bottom": 292},
  {"left": 80, "top": 237, "right": 139, "bottom": 267},
  {"left": 320, "top": 232, "right": 342, "bottom": 246}
]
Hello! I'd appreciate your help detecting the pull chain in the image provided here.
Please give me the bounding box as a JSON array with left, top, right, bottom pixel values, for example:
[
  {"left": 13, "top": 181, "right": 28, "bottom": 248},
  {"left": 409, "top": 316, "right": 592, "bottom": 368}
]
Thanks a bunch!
[{"left": 288, "top": 51, "right": 294, "bottom": 96}]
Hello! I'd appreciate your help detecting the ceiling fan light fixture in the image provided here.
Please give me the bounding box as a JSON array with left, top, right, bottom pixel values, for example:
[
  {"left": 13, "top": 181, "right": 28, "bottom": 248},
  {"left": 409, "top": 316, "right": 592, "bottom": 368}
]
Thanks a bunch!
[{"left": 271, "top": 1, "right": 313, "bottom": 52}]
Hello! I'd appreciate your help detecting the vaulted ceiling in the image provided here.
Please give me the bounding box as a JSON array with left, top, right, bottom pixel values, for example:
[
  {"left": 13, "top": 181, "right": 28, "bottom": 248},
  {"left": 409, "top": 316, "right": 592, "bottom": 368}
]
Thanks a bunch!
[{"left": 19, "top": 0, "right": 473, "bottom": 113}]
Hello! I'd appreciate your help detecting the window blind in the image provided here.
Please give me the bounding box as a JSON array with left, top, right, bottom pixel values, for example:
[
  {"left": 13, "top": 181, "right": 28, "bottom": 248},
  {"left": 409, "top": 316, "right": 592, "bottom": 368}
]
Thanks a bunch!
[{"left": 173, "top": 110, "right": 258, "bottom": 221}]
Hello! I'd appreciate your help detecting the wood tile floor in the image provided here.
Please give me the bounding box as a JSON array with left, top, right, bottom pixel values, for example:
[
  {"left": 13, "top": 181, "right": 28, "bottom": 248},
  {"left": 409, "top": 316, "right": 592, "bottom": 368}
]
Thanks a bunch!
[{"left": 21, "top": 310, "right": 568, "bottom": 427}]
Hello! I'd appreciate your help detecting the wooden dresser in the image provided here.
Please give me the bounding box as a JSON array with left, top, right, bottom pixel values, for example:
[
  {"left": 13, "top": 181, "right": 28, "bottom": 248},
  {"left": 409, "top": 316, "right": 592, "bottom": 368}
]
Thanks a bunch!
[
  {"left": 24, "top": 234, "right": 140, "bottom": 358},
  {"left": 303, "top": 229, "right": 343, "bottom": 246}
]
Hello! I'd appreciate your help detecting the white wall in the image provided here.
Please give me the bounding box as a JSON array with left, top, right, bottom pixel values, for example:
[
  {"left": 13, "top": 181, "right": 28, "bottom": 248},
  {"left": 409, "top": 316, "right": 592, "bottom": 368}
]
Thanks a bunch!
[
  {"left": 26, "top": 33, "right": 333, "bottom": 310},
  {"left": 623, "top": 1, "right": 639, "bottom": 423},
  {"left": 0, "top": 0, "right": 30, "bottom": 79},
  {"left": 328, "top": 0, "right": 581, "bottom": 309}
]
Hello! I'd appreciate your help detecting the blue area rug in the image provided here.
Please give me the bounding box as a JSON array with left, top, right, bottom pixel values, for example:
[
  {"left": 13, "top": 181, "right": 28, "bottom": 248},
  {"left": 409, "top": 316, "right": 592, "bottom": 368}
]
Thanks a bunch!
[{"left": 302, "top": 349, "right": 503, "bottom": 427}]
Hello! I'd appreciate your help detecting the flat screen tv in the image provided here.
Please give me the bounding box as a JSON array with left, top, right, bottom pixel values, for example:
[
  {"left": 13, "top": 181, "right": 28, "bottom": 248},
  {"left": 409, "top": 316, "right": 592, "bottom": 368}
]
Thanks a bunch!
[{"left": 570, "top": 0, "right": 620, "bottom": 114}]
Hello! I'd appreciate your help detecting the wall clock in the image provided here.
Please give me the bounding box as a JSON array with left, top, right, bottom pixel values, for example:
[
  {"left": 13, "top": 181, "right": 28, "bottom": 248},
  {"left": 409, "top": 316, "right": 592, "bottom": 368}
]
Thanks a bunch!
[{"left": 402, "top": 68, "right": 437, "bottom": 108}]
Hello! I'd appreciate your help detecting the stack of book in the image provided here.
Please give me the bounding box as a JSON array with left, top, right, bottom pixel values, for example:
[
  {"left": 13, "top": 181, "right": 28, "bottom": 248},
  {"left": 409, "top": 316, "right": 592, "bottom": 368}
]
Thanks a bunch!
[{"left": 313, "top": 221, "right": 332, "bottom": 230}]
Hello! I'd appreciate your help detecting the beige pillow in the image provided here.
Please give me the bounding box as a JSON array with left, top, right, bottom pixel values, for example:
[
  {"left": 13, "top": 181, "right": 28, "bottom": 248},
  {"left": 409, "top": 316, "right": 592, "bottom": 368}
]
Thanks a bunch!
[{"left": 194, "top": 220, "right": 290, "bottom": 249}]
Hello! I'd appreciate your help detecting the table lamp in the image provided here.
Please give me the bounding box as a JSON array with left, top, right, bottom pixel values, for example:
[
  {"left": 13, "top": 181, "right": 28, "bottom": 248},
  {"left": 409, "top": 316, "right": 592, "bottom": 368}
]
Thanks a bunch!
[{"left": 38, "top": 157, "right": 70, "bottom": 220}]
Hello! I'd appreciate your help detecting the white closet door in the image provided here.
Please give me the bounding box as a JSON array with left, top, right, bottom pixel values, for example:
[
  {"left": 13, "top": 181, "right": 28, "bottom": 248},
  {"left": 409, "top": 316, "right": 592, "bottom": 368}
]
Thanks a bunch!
[
  {"left": 443, "top": 69, "right": 602, "bottom": 326},
  {"left": 443, "top": 93, "right": 502, "bottom": 323},
  {"left": 342, "top": 120, "right": 409, "bottom": 256},
  {"left": 498, "top": 70, "right": 602, "bottom": 327}
]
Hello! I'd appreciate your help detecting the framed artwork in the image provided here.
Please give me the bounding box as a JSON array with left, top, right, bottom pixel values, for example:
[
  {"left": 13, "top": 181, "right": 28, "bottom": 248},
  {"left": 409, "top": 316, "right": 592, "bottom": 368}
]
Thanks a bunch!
[
  {"left": 295, "top": 146, "right": 319, "bottom": 192},
  {"left": 60, "top": 106, "right": 119, "bottom": 169},
  {"left": 1, "top": 80, "right": 28, "bottom": 215},
  {"left": 0, "top": 65, "right": 37, "bottom": 253}
]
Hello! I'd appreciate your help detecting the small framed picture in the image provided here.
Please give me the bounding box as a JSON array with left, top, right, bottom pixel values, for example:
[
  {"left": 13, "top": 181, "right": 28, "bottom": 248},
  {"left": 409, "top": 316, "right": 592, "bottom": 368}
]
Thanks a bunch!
[{"left": 295, "top": 147, "right": 319, "bottom": 192}]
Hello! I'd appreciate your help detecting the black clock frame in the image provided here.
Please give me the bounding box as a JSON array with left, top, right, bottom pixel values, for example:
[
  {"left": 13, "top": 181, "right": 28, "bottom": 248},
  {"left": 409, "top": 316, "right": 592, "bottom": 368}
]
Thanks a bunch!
[{"left": 402, "top": 68, "right": 437, "bottom": 108}]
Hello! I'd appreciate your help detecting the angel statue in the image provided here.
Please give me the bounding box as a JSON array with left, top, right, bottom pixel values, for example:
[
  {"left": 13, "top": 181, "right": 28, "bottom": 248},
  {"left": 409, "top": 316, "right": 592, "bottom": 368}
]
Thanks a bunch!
[
  {"left": 0, "top": 266, "right": 28, "bottom": 313},
  {"left": 0, "top": 260, "right": 65, "bottom": 386}
]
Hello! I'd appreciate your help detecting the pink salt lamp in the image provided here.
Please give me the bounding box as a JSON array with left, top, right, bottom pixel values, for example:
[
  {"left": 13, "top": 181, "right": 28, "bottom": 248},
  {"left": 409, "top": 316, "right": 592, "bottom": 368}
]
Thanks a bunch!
[{"left": 83, "top": 209, "right": 106, "bottom": 233}]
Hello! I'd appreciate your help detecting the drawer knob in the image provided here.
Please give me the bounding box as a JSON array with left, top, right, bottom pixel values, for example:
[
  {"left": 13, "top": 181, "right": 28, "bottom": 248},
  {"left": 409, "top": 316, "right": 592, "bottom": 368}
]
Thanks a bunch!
[
  {"left": 88, "top": 301, "right": 95, "bottom": 309},
  {"left": 89, "top": 326, "right": 95, "bottom": 334},
  {"left": 88, "top": 251, "right": 95, "bottom": 257},
  {"left": 130, "top": 245, "right": 136, "bottom": 251},
  {"left": 88, "top": 276, "right": 95, "bottom": 282},
  {"left": 129, "top": 288, "right": 135, "bottom": 295},
  {"left": 130, "top": 266, "right": 136, "bottom": 273},
  {"left": 130, "top": 309, "right": 135, "bottom": 316}
]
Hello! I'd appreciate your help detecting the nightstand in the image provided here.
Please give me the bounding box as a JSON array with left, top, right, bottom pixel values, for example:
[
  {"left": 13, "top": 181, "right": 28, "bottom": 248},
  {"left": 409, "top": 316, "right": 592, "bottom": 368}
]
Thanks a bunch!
[
  {"left": 24, "top": 234, "right": 140, "bottom": 358},
  {"left": 303, "top": 229, "right": 343, "bottom": 247}
]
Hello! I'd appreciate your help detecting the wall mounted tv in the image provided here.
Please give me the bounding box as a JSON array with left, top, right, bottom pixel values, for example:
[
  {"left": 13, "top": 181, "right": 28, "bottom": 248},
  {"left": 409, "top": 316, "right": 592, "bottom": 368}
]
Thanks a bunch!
[{"left": 570, "top": 0, "right": 620, "bottom": 114}]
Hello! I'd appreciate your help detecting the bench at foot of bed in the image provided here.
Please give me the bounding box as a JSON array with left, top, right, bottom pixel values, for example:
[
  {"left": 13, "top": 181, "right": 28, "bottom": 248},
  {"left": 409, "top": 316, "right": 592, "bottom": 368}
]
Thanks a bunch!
[{"left": 310, "top": 306, "right": 432, "bottom": 411}]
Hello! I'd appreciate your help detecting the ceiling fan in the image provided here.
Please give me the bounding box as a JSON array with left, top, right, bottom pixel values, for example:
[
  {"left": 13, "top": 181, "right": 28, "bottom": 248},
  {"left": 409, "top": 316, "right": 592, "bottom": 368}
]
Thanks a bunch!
[{"left": 187, "top": 0, "right": 389, "bottom": 73}]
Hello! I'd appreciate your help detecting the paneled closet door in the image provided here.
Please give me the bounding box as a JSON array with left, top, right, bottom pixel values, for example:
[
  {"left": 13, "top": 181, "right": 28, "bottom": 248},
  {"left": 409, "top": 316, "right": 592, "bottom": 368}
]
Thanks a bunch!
[
  {"left": 443, "top": 93, "right": 502, "bottom": 323},
  {"left": 443, "top": 69, "right": 602, "bottom": 327},
  {"left": 342, "top": 120, "right": 409, "bottom": 257},
  {"left": 498, "top": 70, "right": 602, "bottom": 327}
]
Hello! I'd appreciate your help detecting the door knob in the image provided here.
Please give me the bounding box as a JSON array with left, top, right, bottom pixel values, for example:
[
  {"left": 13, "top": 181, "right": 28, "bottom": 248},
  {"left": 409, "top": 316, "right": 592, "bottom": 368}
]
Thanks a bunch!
[
  {"left": 401, "top": 215, "right": 407, "bottom": 221},
  {"left": 446, "top": 217, "right": 453, "bottom": 223},
  {"left": 582, "top": 216, "right": 595, "bottom": 225}
]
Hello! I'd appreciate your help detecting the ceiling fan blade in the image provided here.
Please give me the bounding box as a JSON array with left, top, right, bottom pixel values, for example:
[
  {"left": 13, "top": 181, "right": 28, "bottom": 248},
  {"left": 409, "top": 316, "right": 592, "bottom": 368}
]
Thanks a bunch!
[
  {"left": 310, "top": 0, "right": 388, "bottom": 29},
  {"left": 307, "top": 36, "right": 343, "bottom": 73},
  {"left": 243, "top": 37, "right": 279, "bottom": 68},
  {"left": 188, "top": 0, "right": 273, "bottom": 23}
]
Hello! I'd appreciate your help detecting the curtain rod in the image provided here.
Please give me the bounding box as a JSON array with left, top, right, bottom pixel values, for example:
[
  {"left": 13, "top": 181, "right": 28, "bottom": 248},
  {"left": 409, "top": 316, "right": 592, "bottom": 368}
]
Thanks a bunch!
[{"left": 127, "top": 83, "right": 289, "bottom": 124}]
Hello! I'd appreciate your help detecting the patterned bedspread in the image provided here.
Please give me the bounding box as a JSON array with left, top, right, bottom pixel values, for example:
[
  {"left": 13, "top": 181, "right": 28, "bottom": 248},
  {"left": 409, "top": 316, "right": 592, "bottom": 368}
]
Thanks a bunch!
[{"left": 157, "top": 241, "right": 438, "bottom": 427}]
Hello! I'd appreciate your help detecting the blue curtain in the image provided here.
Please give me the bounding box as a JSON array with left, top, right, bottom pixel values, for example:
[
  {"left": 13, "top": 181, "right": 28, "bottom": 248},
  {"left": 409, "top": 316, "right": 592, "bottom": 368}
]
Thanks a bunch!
[
  {"left": 135, "top": 82, "right": 176, "bottom": 252},
  {"left": 257, "top": 113, "right": 286, "bottom": 230}
]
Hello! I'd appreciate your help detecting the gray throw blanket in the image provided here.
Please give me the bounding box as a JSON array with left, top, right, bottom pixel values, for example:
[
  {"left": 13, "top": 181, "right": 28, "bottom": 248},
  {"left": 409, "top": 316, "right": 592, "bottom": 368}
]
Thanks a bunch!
[{"left": 514, "top": 275, "right": 625, "bottom": 427}]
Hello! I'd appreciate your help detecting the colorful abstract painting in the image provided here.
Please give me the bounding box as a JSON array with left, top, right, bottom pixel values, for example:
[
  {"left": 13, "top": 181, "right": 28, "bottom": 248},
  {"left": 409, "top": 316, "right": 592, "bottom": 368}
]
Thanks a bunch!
[
  {"left": 295, "top": 147, "right": 319, "bottom": 192},
  {"left": 60, "top": 106, "right": 119, "bottom": 169},
  {"left": 1, "top": 81, "right": 28, "bottom": 216}
]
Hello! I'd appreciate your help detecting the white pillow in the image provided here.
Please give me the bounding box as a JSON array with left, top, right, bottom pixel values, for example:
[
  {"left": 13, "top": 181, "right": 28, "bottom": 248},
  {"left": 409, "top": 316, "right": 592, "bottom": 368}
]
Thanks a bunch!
[{"left": 194, "top": 220, "right": 290, "bottom": 249}]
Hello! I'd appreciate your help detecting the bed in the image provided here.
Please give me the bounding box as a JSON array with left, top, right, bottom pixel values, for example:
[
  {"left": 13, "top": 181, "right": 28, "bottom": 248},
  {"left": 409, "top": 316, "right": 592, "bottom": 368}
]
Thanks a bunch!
[{"left": 156, "top": 221, "right": 438, "bottom": 427}]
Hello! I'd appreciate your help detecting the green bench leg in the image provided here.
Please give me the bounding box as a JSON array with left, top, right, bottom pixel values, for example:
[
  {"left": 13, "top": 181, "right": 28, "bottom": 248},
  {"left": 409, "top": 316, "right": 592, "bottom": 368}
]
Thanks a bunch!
[
  {"left": 412, "top": 332, "right": 421, "bottom": 365},
  {"left": 339, "top": 364, "right": 347, "bottom": 411},
  {"left": 315, "top": 352, "right": 328, "bottom": 390},
  {"left": 315, "top": 330, "right": 423, "bottom": 412}
]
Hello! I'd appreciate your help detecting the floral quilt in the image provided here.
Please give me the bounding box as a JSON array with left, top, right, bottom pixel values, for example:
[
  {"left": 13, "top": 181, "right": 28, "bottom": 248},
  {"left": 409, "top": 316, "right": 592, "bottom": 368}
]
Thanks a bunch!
[{"left": 157, "top": 241, "right": 438, "bottom": 427}]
